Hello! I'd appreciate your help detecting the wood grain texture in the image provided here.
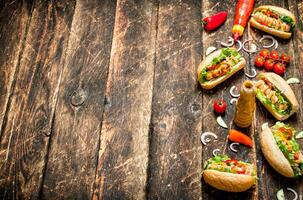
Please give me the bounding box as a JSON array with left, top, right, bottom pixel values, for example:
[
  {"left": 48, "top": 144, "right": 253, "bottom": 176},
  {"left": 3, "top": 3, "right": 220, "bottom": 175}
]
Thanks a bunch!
[
  {"left": 147, "top": 1, "right": 203, "bottom": 199},
  {"left": 0, "top": 0, "right": 302, "bottom": 199},
  {"left": 248, "top": 0, "right": 303, "bottom": 199},
  {"left": 288, "top": 0, "right": 303, "bottom": 197},
  {"left": 41, "top": 0, "right": 116, "bottom": 199},
  {"left": 201, "top": 1, "right": 258, "bottom": 199},
  {"left": 0, "top": 0, "right": 75, "bottom": 198},
  {"left": 92, "top": 0, "right": 158, "bottom": 199},
  {"left": 0, "top": 1, "right": 32, "bottom": 138}
]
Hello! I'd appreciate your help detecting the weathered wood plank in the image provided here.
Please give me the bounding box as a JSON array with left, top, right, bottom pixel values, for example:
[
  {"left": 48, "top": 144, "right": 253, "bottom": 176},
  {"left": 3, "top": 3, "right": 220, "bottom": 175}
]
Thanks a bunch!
[
  {"left": 249, "top": 0, "right": 303, "bottom": 199},
  {"left": 201, "top": 1, "right": 258, "bottom": 199},
  {"left": 287, "top": 0, "right": 303, "bottom": 137},
  {"left": 0, "top": 0, "right": 75, "bottom": 198},
  {"left": 92, "top": 0, "right": 158, "bottom": 199},
  {"left": 147, "top": 1, "right": 203, "bottom": 199},
  {"left": 41, "top": 0, "right": 116, "bottom": 199},
  {"left": 0, "top": 1, "right": 32, "bottom": 137},
  {"left": 288, "top": 0, "right": 303, "bottom": 197}
]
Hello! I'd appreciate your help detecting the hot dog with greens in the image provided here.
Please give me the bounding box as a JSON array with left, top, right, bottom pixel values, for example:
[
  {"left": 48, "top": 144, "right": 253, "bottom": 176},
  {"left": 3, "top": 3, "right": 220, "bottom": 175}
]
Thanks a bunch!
[
  {"left": 202, "top": 155, "right": 256, "bottom": 192},
  {"left": 197, "top": 48, "right": 246, "bottom": 90},
  {"left": 255, "top": 72, "right": 298, "bottom": 120},
  {"left": 249, "top": 5, "right": 296, "bottom": 39},
  {"left": 260, "top": 122, "right": 303, "bottom": 177}
]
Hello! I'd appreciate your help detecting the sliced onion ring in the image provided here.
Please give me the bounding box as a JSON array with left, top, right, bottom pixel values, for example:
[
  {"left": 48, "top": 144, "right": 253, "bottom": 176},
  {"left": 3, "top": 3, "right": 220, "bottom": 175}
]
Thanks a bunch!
[
  {"left": 242, "top": 39, "right": 258, "bottom": 53},
  {"left": 230, "top": 86, "right": 240, "bottom": 98},
  {"left": 295, "top": 131, "right": 303, "bottom": 139},
  {"left": 230, "top": 98, "right": 238, "bottom": 105},
  {"left": 217, "top": 116, "right": 228, "bottom": 129},
  {"left": 212, "top": 149, "right": 220, "bottom": 157},
  {"left": 276, "top": 189, "right": 285, "bottom": 200},
  {"left": 230, "top": 142, "right": 240, "bottom": 152},
  {"left": 245, "top": 69, "right": 257, "bottom": 78},
  {"left": 259, "top": 35, "right": 277, "bottom": 48},
  {"left": 286, "top": 77, "right": 300, "bottom": 84},
  {"left": 206, "top": 46, "right": 217, "bottom": 56},
  {"left": 217, "top": 36, "right": 234, "bottom": 47},
  {"left": 262, "top": 122, "right": 269, "bottom": 131},
  {"left": 201, "top": 132, "right": 218, "bottom": 145},
  {"left": 235, "top": 40, "right": 243, "bottom": 52},
  {"left": 274, "top": 40, "right": 278, "bottom": 49},
  {"left": 287, "top": 187, "right": 298, "bottom": 200}
]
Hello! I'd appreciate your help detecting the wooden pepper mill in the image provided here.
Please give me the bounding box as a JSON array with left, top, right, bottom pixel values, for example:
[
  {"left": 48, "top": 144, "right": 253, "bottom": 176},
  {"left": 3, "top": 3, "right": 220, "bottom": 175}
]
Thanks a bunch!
[{"left": 234, "top": 80, "right": 256, "bottom": 128}]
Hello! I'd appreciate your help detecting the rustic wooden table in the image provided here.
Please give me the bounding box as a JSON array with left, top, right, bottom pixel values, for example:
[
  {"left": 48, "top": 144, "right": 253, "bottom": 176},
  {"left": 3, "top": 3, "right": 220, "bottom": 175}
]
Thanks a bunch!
[{"left": 0, "top": 0, "right": 302, "bottom": 199}]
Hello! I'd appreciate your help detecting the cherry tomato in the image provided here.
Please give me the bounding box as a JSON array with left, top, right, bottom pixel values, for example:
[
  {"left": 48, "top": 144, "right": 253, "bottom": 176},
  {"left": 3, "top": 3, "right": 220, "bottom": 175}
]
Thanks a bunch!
[
  {"left": 270, "top": 50, "right": 279, "bottom": 60},
  {"left": 254, "top": 56, "right": 265, "bottom": 67},
  {"left": 259, "top": 49, "right": 270, "bottom": 58},
  {"left": 273, "top": 62, "right": 286, "bottom": 75},
  {"left": 294, "top": 152, "right": 299, "bottom": 160},
  {"left": 264, "top": 59, "right": 275, "bottom": 71},
  {"left": 213, "top": 99, "right": 227, "bottom": 114},
  {"left": 280, "top": 54, "right": 290, "bottom": 64}
]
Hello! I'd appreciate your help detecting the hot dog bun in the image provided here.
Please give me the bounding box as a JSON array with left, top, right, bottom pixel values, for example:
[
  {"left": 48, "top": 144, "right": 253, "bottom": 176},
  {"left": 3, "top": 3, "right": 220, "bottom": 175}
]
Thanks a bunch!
[
  {"left": 256, "top": 72, "right": 299, "bottom": 120},
  {"left": 203, "top": 169, "right": 255, "bottom": 192},
  {"left": 249, "top": 6, "right": 296, "bottom": 39},
  {"left": 197, "top": 48, "right": 246, "bottom": 90},
  {"left": 260, "top": 125, "right": 294, "bottom": 177}
]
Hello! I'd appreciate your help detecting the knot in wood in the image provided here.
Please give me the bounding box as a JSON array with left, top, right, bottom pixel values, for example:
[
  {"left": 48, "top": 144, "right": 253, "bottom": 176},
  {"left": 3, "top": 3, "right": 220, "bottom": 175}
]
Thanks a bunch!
[
  {"left": 190, "top": 103, "right": 201, "bottom": 113},
  {"left": 71, "top": 89, "right": 86, "bottom": 107}
]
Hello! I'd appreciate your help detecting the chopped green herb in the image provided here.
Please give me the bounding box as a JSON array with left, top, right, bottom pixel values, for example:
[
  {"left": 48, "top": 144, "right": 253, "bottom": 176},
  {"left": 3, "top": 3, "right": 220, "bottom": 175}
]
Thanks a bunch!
[{"left": 280, "top": 16, "right": 296, "bottom": 32}]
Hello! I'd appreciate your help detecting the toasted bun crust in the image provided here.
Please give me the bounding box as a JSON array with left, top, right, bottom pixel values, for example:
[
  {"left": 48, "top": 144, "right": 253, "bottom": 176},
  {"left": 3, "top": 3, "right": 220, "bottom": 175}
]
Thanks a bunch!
[
  {"left": 260, "top": 125, "right": 294, "bottom": 177},
  {"left": 256, "top": 6, "right": 296, "bottom": 23},
  {"left": 197, "top": 49, "right": 246, "bottom": 90},
  {"left": 257, "top": 72, "right": 299, "bottom": 120},
  {"left": 203, "top": 170, "right": 255, "bottom": 192},
  {"left": 249, "top": 5, "right": 296, "bottom": 39},
  {"left": 249, "top": 19, "right": 292, "bottom": 39}
]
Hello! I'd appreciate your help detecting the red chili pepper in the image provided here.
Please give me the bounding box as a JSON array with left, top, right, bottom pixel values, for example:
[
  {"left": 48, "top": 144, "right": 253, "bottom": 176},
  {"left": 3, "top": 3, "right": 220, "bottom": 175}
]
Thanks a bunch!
[
  {"left": 228, "top": 129, "right": 253, "bottom": 148},
  {"left": 202, "top": 11, "right": 228, "bottom": 31},
  {"left": 232, "top": 0, "right": 255, "bottom": 40}
]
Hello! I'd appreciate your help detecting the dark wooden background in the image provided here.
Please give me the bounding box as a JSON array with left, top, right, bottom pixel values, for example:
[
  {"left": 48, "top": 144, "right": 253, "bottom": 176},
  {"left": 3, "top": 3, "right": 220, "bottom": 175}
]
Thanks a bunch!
[{"left": 0, "top": 0, "right": 302, "bottom": 199}]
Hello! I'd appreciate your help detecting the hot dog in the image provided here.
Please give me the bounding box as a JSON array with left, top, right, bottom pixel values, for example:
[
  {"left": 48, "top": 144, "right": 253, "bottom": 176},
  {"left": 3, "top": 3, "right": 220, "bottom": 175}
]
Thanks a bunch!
[
  {"left": 255, "top": 72, "right": 298, "bottom": 120},
  {"left": 202, "top": 155, "right": 256, "bottom": 192},
  {"left": 260, "top": 122, "right": 303, "bottom": 177},
  {"left": 249, "top": 5, "right": 296, "bottom": 39},
  {"left": 197, "top": 48, "right": 246, "bottom": 90}
]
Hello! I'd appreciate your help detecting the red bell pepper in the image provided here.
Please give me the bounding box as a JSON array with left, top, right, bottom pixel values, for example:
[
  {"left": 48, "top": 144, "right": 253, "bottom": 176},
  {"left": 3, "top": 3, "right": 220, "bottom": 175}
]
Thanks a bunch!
[
  {"left": 224, "top": 159, "right": 238, "bottom": 165},
  {"left": 203, "top": 11, "right": 228, "bottom": 31},
  {"left": 232, "top": 0, "right": 255, "bottom": 40}
]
